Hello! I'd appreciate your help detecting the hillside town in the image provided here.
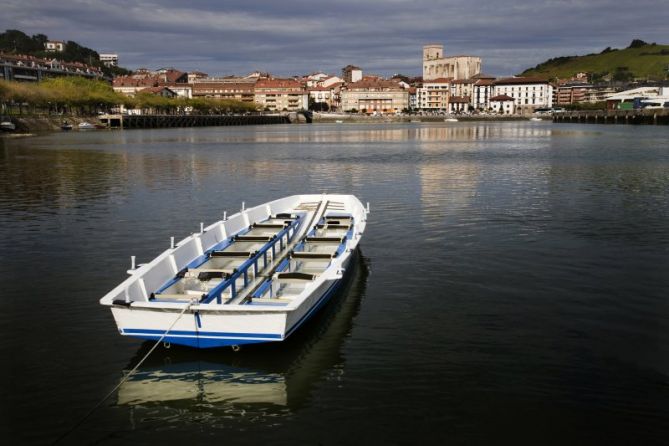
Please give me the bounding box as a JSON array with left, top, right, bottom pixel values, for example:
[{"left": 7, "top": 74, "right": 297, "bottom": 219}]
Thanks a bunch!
[{"left": 1, "top": 40, "right": 668, "bottom": 116}]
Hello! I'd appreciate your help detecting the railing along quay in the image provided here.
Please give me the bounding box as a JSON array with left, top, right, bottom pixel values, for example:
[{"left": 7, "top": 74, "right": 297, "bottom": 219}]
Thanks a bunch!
[
  {"left": 553, "top": 109, "right": 669, "bottom": 125},
  {"left": 99, "top": 114, "right": 291, "bottom": 129}
]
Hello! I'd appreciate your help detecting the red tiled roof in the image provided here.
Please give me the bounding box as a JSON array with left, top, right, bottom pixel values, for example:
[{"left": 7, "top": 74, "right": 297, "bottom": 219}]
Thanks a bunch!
[
  {"left": 490, "top": 94, "right": 515, "bottom": 101},
  {"left": 475, "top": 79, "right": 494, "bottom": 86},
  {"left": 424, "top": 77, "right": 452, "bottom": 84},
  {"left": 162, "top": 70, "right": 187, "bottom": 83},
  {"left": 113, "top": 76, "right": 158, "bottom": 87},
  {"left": 256, "top": 79, "right": 304, "bottom": 89},
  {"left": 346, "top": 80, "right": 404, "bottom": 90},
  {"left": 451, "top": 79, "right": 474, "bottom": 84},
  {"left": 191, "top": 82, "right": 254, "bottom": 92},
  {"left": 494, "top": 77, "right": 548, "bottom": 85}
]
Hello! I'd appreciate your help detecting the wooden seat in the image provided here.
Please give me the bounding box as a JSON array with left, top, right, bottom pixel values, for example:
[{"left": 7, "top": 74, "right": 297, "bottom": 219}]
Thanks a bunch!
[{"left": 291, "top": 252, "right": 335, "bottom": 259}]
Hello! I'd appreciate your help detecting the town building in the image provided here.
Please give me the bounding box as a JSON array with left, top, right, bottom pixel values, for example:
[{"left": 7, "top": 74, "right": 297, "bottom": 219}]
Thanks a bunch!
[
  {"left": 342, "top": 65, "right": 363, "bottom": 83},
  {"left": 472, "top": 75, "right": 495, "bottom": 110},
  {"left": 138, "top": 86, "right": 178, "bottom": 98},
  {"left": 320, "top": 75, "right": 344, "bottom": 88},
  {"left": 191, "top": 82, "right": 255, "bottom": 103},
  {"left": 418, "top": 78, "right": 451, "bottom": 112},
  {"left": 113, "top": 69, "right": 191, "bottom": 98},
  {"left": 308, "top": 85, "right": 338, "bottom": 111},
  {"left": 0, "top": 53, "right": 103, "bottom": 82},
  {"left": 555, "top": 82, "right": 593, "bottom": 105},
  {"left": 99, "top": 53, "right": 118, "bottom": 67},
  {"left": 187, "top": 71, "right": 209, "bottom": 83},
  {"left": 254, "top": 78, "right": 308, "bottom": 111},
  {"left": 489, "top": 94, "right": 515, "bottom": 114},
  {"left": 605, "top": 86, "right": 669, "bottom": 110},
  {"left": 448, "top": 96, "right": 471, "bottom": 113},
  {"left": 451, "top": 79, "right": 474, "bottom": 101},
  {"left": 583, "top": 85, "right": 618, "bottom": 103},
  {"left": 304, "top": 72, "right": 330, "bottom": 87},
  {"left": 44, "top": 40, "right": 65, "bottom": 52},
  {"left": 423, "top": 44, "right": 481, "bottom": 81},
  {"left": 340, "top": 80, "right": 408, "bottom": 114},
  {"left": 493, "top": 77, "right": 553, "bottom": 112},
  {"left": 408, "top": 87, "right": 418, "bottom": 111}
]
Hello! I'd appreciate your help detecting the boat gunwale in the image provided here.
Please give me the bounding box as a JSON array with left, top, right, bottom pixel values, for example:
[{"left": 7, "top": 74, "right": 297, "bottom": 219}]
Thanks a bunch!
[{"left": 100, "top": 194, "right": 366, "bottom": 310}]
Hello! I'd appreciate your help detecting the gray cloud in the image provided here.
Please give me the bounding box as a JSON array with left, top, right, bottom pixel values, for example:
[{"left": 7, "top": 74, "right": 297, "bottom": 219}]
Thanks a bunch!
[{"left": 2, "top": 0, "right": 667, "bottom": 77}]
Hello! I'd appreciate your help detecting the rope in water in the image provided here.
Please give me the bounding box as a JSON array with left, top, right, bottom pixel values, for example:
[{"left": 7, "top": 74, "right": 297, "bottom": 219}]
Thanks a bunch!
[{"left": 52, "top": 301, "right": 194, "bottom": 445}]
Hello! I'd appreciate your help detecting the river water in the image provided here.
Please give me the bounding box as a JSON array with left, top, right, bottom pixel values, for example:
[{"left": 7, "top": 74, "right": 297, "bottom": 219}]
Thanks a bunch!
[{"left": 1, "top": 122, "right": 668, "bottom": 445}]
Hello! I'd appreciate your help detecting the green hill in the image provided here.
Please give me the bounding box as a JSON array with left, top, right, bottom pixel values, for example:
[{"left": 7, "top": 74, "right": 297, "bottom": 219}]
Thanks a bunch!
[{"left": 520, "top": 40, "right": 669, "bottom": 82}]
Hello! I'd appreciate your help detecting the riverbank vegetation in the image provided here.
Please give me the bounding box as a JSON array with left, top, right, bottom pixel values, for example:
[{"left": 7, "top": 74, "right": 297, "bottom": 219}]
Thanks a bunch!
[{"left": 0, "top": 78, "right": 257, "bottom": 116}]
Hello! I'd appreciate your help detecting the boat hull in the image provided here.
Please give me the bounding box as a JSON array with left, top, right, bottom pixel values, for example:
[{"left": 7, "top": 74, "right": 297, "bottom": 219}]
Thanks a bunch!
[{"left": 112, "top": 266, "right": 350, "bottom": 348}]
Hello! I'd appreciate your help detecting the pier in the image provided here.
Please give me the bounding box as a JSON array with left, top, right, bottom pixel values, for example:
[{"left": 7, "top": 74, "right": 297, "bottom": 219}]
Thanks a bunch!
[
  {"left": 553, "top": 109, "right": 669, "bottom": 125},
  {"left": 99, "top": 113, "right": 291, "bottom": 129}
]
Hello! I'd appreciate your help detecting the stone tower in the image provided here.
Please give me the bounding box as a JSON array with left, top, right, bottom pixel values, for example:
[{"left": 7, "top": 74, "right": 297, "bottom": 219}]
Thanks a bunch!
[{"left": 423, "top": 44, "right": 443, "bottom": 61}]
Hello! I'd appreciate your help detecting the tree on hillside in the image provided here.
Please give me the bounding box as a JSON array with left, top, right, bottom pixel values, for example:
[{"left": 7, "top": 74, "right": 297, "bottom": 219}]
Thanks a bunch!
[
  {"left": 612, "top": 67, "right": 634, "bottom": 82},
  {"left": 628, "top": 39, "right": 648, "bottom": 49},
  {"left": 62, "top": 40, "right": 99, "bottom": 64},
  {"left": 0, "top": 29, "right": 47, "bottom": 53}
]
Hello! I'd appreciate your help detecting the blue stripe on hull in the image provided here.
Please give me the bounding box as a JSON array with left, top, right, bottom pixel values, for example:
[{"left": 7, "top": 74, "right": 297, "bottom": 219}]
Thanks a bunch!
[
  {"left": 124, "top": 333, "right": 276, "bottom": 348},
  {"left": 122, "top": 328, "right": 283, "bottom": 339},
  {"left": 120, "top": 328, "right": 282, "bottom": 348}
]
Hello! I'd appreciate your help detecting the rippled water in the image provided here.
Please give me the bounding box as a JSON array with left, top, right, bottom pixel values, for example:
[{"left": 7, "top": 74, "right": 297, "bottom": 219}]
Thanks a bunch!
[{"left": 1, "top": 122, "right": 669, "bottom": 445}]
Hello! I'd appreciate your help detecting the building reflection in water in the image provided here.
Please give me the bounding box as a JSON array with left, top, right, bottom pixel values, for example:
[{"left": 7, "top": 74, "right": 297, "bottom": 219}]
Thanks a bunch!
[
  {"left": 114, "top": 253, "right": 369, "bottom": 427},
  {"left": 0, "top": 123, "right": 554, "bottom": 217}
]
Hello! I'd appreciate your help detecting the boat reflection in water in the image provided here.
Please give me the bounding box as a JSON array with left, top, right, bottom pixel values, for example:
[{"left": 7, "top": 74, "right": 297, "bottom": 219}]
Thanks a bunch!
[{"left": 115, "top": 251, "right": 369, "bottom": 423}]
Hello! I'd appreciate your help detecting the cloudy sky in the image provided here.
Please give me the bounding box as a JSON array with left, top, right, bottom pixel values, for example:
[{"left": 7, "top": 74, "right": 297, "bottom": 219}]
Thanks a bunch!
[{"left": 2, "top": 0, "right": 667, "bottom": 77}]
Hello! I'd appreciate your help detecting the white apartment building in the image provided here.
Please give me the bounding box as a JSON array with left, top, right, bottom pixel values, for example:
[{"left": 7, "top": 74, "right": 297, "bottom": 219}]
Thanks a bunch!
[
  {"left": 490, "top": 94, "right": 515, "bottom": 114},
  {"left": 472, "top": 78, "right": 494, "bottom": 110},
  {"left": 99, "top": 53, "right": 119, "bottom": 67},
  {"left": 45, "top": 40, "right": 64, "bottom": 52},
  {"left": 493, "top": 77, "right": 553, "bottom": 111}
]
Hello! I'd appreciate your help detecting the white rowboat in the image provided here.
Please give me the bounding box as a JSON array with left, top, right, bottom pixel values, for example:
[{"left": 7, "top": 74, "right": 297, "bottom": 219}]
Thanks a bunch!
[
  {"left": 0, "top": 121, "right": 16, "bottom": 132},
  {"left": 100, "top": 194, "right": 368, "bottom": 349}
]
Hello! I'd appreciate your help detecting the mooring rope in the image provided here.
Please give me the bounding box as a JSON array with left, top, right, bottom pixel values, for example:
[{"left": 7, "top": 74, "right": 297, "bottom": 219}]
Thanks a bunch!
[{"left": 53, "top": 301, "right": 194, "bottom": 444}]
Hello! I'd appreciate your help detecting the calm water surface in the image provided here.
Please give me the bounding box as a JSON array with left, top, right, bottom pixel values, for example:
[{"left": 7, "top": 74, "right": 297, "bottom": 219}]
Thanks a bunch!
[{"left": 1, "top": 122, "right": 668, "bottom": 445}]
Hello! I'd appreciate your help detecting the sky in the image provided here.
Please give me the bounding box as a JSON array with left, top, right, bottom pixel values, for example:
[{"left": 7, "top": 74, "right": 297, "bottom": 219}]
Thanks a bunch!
[{"left": 2, "top": 0, "right": 668, "bottom": 77}]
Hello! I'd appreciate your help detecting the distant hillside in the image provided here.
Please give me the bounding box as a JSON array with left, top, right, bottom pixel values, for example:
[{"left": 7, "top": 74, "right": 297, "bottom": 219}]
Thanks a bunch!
[
  {"left": 520, "top": 40, "right": 669, "bottom": 82},
  {"left": 0, "top": 29, "right": 130, "bottom": 76}
]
